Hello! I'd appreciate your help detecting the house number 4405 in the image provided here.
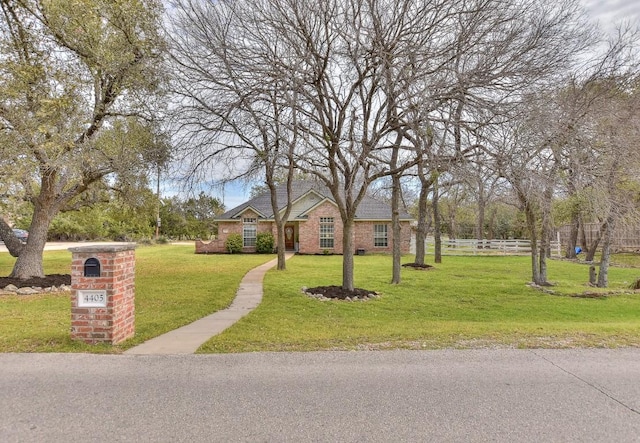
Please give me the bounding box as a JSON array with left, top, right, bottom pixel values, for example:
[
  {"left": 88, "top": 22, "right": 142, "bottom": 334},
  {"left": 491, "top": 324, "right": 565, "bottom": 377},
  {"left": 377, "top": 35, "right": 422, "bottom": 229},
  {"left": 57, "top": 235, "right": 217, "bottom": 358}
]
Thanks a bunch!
[{"left": 77, "top": 290, "right": 108, "bottom": 308}]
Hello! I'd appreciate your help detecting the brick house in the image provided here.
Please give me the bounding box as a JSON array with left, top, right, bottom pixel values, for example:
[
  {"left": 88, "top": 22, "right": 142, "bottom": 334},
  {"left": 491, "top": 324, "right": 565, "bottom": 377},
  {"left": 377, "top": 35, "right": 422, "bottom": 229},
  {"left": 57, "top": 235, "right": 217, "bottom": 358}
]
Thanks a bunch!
[{"left": 195, "top": 181, "right": 413, "bottom": 254}]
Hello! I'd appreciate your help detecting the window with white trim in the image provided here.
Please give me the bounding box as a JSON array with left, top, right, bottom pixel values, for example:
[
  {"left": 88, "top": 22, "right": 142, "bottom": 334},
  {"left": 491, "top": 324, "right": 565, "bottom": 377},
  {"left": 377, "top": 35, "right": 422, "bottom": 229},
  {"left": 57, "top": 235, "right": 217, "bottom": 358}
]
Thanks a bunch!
[
  {"left": 319, "top": 217, "right": 334, "bottom": 249},
  {"left": 374, "top": 224, "right": 388, "bottom": 247},
  {"left": 243, "top": 217, "right": 257, "bottom": 247}
]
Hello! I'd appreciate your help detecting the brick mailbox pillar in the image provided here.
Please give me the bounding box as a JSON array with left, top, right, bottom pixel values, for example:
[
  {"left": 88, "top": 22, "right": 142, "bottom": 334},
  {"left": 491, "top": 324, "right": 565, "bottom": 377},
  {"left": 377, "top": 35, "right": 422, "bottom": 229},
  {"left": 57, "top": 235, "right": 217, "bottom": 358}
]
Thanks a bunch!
[{"left": 69, "top": 244, "right": 136, "bottom": 345}]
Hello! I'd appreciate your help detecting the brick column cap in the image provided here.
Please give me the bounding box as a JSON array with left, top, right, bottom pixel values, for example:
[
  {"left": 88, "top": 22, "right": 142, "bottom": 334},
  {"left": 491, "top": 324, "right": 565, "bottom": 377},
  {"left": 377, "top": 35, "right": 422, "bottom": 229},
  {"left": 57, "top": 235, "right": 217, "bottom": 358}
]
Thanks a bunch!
[{"left": 68, "top": 243, "right": 136, "bottom": 253}]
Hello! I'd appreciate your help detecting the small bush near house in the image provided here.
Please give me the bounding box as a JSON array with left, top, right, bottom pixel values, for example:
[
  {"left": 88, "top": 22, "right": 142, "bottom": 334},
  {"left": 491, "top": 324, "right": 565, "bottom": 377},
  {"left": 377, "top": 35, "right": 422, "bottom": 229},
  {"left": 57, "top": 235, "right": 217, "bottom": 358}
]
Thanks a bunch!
[
  {"left": 256, "top": 232, "right": 275, "bottom": 253},
  {"left": 225, "top": 233, "right": 243, "bottom": 253}
]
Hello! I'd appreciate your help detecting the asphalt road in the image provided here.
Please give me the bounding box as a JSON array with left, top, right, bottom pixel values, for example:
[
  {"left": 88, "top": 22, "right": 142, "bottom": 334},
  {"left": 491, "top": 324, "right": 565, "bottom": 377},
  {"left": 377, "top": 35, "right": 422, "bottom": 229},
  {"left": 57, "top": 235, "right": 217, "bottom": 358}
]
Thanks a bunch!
[{"left": 1, "top": 349, "right": 639, "bottom": 442}]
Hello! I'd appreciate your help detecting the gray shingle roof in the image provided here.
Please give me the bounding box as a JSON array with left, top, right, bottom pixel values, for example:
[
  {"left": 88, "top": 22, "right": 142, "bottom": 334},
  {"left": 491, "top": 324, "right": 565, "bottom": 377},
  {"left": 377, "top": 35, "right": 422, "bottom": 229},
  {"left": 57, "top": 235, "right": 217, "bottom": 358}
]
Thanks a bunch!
[{"left": 217, "top": 181, "right": 413, "bottom": 221}]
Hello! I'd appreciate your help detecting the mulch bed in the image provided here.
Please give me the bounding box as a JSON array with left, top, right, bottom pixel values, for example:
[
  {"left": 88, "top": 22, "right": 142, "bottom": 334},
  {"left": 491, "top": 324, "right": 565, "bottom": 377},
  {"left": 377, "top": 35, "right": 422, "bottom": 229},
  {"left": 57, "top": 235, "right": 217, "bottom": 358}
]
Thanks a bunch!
[
  {"left": 402, "top": 263, "right": 434, "bottom": 270},
  {"left": 0, "top": 274, "right": 71, "bottom": 289},
  {"left": 305, "top": 285, "right": 378, "bottom": 300}
]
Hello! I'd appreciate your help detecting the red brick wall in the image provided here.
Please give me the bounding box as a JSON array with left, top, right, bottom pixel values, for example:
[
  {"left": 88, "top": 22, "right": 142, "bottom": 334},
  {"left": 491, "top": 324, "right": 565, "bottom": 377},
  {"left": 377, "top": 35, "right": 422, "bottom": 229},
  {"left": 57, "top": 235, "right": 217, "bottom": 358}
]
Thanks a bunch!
[
  {"left": 353, "top": 221, "right": 412, "bottom": 254},
  {"left": 211, "top": 209, "right": 275, "bottom": 253},
  {"left": 210, "top": 206, "right": 413, "bottom": 255},
  {"left": 214, "top": 219, "right": 244, "bottom": 253},
  {"left": 70, "top": 246, "right": 136, "bottom": 345},
  {"left": 298, "top": 201, "right": 344, "bottom": 254},
  {"left": 195, "top": 239, "right": 226, "bottom": 253},
  {"left": 299, "top": 205, "right": 411, "bottom": 254}
]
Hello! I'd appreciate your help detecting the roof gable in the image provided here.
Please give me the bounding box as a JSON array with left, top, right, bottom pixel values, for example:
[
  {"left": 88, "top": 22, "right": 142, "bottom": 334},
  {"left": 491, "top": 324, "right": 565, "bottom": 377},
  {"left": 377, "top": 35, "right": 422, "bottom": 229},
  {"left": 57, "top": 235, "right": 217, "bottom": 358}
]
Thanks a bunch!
[
  {"left": 297, "top": 196, "right": 339, "bottom": 218},
  {"left": 217, "top": 181, "right": 413, "bottom": 221}
]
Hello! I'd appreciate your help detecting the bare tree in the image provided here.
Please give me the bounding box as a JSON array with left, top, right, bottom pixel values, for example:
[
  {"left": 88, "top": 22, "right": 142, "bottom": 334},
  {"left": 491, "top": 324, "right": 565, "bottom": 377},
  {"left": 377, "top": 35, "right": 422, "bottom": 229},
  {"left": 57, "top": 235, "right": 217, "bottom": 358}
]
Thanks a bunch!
[
  {"left": 167, "top": 0, "right": 300, "bottom": 269},
  {"left": 557, "top": 29, "right": 640, "bottom": 264},
  {"left": 406, "top": 0, "right": 593, "bottom": 269},
  {"left": 520, "top": 26, "right": 640, "bottom": 286},
  {"left": 412, "top": 141, "right": 436, "bottom": 266},
  {"left": 247, "top": 0, "right": 456, "bottom": 290},
  {"left": 168, "top": 0, "right": 600, "bottom": 291},
  {"left": 585, "top": 75, "right": 640, "bottom": 287}
]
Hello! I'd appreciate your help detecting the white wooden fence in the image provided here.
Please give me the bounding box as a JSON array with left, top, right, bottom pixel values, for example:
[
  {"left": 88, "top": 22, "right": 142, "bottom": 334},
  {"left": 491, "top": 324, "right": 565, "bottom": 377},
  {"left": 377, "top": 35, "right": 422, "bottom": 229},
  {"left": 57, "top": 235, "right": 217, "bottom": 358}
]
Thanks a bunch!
[{"left": 411, "top": 237, "right": 562, "bottom": 256}]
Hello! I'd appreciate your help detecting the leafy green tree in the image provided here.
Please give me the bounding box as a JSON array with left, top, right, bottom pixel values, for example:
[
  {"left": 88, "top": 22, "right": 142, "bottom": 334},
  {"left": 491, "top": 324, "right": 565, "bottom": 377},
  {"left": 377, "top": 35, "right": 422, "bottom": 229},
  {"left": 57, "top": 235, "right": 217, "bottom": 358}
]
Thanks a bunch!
[
  {"left": 182, "top": 192, "right": 224, "bottom": 239},
  {"left": 0, "top": 0, "right": 166, "bottom": 278},
  {"left": 47, "top": 177, "right": 158, "bottom": 241},
  {"left": 105, "top": 186, "right": 157, "bottom": 241},
  {"left": 49, "top": 204, "right": 110, "bottom": 241},
  {"left": 158, "top": 197, "right": 188, "bottom": 239},
  {"left": 157, "top": 193, "right": 224, "bottom": 240}
]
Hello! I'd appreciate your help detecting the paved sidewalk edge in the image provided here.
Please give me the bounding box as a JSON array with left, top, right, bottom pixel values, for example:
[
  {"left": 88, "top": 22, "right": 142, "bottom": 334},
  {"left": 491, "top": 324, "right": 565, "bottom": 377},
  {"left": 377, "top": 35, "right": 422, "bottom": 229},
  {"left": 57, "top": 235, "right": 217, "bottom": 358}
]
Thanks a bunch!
[{"left": 124, "top": 253, "right": 293, "bottom": 355}]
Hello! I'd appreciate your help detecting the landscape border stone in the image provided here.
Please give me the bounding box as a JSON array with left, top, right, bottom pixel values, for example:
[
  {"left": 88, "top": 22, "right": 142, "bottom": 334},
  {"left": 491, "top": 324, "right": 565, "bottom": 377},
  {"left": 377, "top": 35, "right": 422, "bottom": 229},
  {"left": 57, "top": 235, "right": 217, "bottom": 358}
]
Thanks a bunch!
[{"left": 1, "top": 284, "right": 72, "bottom": 295}]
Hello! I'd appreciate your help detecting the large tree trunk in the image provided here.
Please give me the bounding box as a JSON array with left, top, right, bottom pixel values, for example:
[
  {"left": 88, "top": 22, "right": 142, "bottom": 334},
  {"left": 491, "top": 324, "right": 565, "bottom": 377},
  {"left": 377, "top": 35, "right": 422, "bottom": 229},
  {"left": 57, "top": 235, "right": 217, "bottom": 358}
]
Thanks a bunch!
[
  {"left": 597, "top": 219, "right": 614, "bottom": 288},
  {"left": 267, "top": 163, "right": 295, "bottom": 270},
  {"left": 414, "top": 175, "right": 430, "bottom": 266},
  {"left": 585, "top": 222, "right": 602, "bottom": 262},
  {"left": 433, "top": 178, "right": 442, "bottom": 264},
  {"left": 565, "top": 215, "right": 579, "bottom": 259},
  {"left": 389, "top": 129, "right": 403, "bottom": 284},
  {"left": 537, "top": 182, "right": 554, "bottom": 284},
  {"left": 564, "top": 176, "right": 579, "bottom": 259},
  {"left": 523, "top": 202, "right": 541, "bottom": 284},
  {"left": 579, "top": 220, "right": 588, "bottom": 257},
  {"left": 275, "top": 223, "right": 286, "bottom": 269},
  {"left": 268, "top": 183, "right": 288, "bottom": 271},
  {"left": 475, "top": 188, "right": 486, "bottom": 247},
  {"left": 529, "top": 234, "right": 540, "bottom": 284},
  {"left": 10, "top": 202, "right": 56, "bottom": 279},
  {"left": 538, "top": 242, "right": 548, "bottom": 285},
  {"left": 390, "top": 173, "right": 402, "bottom": 284},
  {"left": 342, "top": 218, "right": 355, "bottom": 291},
  {"left": 270, "top": 192, "right": 291, "bottom": 271}
]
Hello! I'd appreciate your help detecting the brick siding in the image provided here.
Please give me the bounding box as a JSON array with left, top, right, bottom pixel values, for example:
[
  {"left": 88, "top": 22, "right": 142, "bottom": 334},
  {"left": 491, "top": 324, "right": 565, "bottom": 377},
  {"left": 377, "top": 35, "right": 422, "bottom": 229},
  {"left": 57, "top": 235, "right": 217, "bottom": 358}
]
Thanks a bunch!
[
  {"left": 353, "top": 220, "right": 412, "bottom": 254},
  {"left": 204, "top": 204, "right": 412, "bottom": 255},
  {"left": 298, "top": 201, "right": 343, "bottom": 253},
  {"left": 197, "top": 209, "right": 274, "bottom": 253},
  {"left": 70, "top": 246, "right": 135, "bottom": 345}
]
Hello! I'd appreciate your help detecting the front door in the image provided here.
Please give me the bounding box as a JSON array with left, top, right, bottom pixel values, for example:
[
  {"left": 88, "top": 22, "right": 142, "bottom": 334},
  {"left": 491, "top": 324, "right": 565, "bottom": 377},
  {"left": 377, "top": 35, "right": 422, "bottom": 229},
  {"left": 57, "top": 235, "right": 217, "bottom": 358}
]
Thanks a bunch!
[{"left": 284, "top": 224, "right": 295, "bottom": 250}]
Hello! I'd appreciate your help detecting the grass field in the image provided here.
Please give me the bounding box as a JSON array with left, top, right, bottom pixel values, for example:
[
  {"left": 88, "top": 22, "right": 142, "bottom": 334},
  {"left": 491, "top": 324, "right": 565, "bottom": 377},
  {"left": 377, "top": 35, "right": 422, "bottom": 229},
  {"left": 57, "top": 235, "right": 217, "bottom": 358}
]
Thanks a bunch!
[
  {"left": 199, "top": 254, "right": 640, "bottom": 352},
  {"left": 0, "top": 245, "right": 274, "bottom": 353},
  {"left": 1, "top": 247, "right": 639, "bottom": 353}
]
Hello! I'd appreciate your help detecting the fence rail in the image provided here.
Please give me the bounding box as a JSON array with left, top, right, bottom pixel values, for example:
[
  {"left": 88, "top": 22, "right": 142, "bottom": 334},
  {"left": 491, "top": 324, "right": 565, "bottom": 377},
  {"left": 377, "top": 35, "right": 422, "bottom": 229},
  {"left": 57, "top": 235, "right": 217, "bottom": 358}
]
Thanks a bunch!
[{"left": 415, "top": 237, "right": 562, "bottom": 256}]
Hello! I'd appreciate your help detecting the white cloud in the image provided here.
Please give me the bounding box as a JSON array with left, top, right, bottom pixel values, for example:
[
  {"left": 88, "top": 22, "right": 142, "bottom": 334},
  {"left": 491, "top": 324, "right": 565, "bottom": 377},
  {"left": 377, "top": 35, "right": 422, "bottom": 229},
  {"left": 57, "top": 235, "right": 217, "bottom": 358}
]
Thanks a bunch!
[{"left": 582, "top": 0, "right": 640, "bottom": 29}]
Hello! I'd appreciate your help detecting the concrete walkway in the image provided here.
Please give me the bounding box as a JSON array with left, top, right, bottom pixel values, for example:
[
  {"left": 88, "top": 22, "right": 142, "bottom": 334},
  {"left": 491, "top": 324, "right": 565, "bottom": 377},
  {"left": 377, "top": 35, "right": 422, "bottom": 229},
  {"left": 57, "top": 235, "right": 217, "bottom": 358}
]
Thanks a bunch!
[{"left": 124, "top": 253, "right": 294, "bottom": 355}]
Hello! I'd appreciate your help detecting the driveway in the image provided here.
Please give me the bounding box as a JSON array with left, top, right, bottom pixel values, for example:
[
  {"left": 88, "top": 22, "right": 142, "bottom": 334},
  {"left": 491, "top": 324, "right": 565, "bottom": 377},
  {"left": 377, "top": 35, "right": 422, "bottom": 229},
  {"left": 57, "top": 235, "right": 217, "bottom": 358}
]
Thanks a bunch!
[{"left": 1, "top": 349, "right": 639, "bottom": 442}]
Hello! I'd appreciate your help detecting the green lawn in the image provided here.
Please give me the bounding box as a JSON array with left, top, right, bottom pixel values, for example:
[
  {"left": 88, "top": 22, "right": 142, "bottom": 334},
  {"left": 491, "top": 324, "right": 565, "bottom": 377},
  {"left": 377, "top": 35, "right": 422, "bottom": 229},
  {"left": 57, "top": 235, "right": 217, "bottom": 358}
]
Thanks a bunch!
[
  {"left": 1, "top": 248, "right": 639, "bottom": 353},
  {"left": 199, "top": 254, "right": 640, "bottom": 352},
  {"left": 0, "top": 245, "right": 274, "bottom": 352}
]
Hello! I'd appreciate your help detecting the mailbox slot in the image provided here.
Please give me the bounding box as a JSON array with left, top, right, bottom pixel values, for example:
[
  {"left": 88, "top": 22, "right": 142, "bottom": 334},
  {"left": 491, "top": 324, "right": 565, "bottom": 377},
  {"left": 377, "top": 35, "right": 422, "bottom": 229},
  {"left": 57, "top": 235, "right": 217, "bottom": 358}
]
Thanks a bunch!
[{"left": 84, "top": 258, "right": 101, "bottom": 277}]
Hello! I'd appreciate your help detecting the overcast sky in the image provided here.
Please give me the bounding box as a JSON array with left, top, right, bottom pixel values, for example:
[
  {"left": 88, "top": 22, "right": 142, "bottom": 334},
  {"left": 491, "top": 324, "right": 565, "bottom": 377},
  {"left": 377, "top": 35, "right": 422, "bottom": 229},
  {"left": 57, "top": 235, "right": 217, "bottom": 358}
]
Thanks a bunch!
[
  {"left": 189, "top": 0, "right": 640, "bottom": 210},
  {"left": 582, "top": 0, "right": 640, "bottom": 29}
]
